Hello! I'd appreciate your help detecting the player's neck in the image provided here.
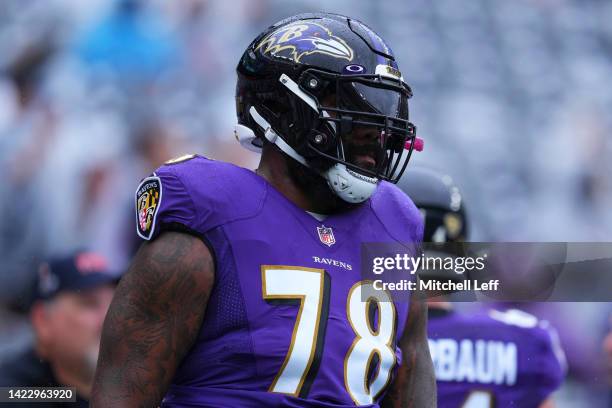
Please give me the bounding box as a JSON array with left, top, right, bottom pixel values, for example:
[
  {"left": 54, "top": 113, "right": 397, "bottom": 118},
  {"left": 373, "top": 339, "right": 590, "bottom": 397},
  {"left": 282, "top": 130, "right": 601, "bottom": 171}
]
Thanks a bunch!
[
  {"left": 426, "top": 298, "right": 453, "bottom": 310},
  {"left": 256, "top": 146, "right": 338, "bottom": 214}
]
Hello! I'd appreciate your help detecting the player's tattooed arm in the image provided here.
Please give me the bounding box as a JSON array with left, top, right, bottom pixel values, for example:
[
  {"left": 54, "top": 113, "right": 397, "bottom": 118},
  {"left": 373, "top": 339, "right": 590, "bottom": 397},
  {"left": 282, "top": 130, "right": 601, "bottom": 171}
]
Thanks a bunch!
[
  {"left": 90, "top": 231, "right": 214, "bottom": 408},
  {"left": 381, "top": 287, "right": 436, "bottom": 408}
]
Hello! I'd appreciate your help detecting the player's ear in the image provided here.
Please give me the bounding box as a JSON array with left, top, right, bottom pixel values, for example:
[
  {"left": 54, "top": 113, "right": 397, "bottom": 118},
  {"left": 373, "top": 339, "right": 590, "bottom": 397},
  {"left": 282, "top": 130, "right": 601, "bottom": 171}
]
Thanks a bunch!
[{"left": 30, "top": 301, "right": 54, "bottom": 355}]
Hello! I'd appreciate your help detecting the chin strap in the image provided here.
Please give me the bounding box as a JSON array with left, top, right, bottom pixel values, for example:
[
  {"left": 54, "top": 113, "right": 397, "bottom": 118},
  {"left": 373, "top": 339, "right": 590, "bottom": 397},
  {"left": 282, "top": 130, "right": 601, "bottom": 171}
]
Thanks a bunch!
[{"left": 235, "top": 74, "right": 379, "bottom": 203}]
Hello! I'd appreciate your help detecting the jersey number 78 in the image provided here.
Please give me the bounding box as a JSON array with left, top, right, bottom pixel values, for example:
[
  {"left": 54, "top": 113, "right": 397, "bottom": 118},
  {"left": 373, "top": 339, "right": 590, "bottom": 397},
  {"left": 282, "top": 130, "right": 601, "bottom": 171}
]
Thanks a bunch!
[{"left": 262, "top": 266, "right": 397, "bottom": 405}]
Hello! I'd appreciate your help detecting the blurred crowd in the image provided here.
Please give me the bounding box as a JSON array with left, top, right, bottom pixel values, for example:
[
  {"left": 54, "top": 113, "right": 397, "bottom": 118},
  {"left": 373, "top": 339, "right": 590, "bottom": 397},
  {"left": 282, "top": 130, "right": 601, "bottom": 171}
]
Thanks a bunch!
[{"left": 0, "top": 0, "right": 611, "bottom": 406}]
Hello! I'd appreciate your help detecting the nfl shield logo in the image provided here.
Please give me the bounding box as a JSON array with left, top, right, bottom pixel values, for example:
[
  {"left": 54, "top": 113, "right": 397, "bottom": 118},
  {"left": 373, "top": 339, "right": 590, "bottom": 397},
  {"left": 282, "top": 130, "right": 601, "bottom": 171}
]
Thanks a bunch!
[{"left": 317, "top": 226, "right": 336, "bottom": 247}]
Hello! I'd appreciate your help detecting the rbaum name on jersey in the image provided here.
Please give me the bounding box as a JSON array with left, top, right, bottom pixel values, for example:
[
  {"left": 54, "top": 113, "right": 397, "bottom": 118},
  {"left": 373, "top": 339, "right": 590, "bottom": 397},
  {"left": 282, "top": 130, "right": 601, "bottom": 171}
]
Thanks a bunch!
[
  {"left": 428, "top": 308, "right": 567, "bottom": 408},
  {"left": 428, "top": 338, "right": 517, "bottom": 386}
]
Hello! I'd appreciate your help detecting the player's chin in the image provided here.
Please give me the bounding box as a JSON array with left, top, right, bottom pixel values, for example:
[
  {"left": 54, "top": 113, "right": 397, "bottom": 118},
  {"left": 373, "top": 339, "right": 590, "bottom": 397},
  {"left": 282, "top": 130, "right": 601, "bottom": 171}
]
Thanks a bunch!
[{"left": 351, "top": 157, "right": 377, "bottom": 173}]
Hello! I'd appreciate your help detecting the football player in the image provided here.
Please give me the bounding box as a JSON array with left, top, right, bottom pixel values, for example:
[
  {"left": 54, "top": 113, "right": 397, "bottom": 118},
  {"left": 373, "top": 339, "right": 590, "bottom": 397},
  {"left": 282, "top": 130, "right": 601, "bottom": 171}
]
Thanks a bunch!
[
  {"left": 398, "top": 167, "right": 566, "bottom": 408},
  {"left": 91, "top": 13, "right": 435, "bottom": 407}
]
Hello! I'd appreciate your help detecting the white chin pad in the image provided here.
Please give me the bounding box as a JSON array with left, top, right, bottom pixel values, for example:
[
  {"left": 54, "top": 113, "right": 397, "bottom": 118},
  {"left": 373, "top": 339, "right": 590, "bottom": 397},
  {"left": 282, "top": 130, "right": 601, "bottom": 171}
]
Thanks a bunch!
[
  {"left": 324, "top": 163, "right": 378, "bottom": 203},
  {"left": 234, "top": 124, "right": 263, "bottom": 153}
]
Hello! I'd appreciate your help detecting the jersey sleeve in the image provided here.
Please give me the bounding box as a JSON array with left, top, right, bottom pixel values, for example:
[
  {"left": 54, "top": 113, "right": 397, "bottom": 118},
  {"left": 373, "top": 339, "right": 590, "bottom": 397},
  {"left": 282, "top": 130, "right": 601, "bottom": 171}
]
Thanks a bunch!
[
  {"left": 532, "top": 321, "right": 567, "bottom": 402},
  {"left": 371, "top": 181, "right": 424, "bottom": 245},
  {"left": 135, "top": 167, "right": 200, "bottom": 241},
  {"left": 134, "top": 155, "right": 266, "bottom": 242}
]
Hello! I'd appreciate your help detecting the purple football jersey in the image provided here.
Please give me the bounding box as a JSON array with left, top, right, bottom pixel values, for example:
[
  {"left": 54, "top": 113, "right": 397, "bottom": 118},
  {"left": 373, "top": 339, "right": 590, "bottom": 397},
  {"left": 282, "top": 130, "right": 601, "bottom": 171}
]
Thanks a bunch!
[
  {"left": 428, "top": 308, "right": 566, "bottom": 408},
  {"left": 134, "top": 155, "right": 423, "bottom": 407}
]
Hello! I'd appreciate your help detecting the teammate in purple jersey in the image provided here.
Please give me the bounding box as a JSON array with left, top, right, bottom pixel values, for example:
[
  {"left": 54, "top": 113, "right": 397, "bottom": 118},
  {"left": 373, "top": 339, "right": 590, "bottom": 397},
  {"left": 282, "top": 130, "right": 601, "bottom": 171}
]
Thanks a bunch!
[
  {"left": 398, "top": 168, "right": 566, "bottom": 408},
  {"left": 91, "top": 13, "right": 436, "bottom": 408}
]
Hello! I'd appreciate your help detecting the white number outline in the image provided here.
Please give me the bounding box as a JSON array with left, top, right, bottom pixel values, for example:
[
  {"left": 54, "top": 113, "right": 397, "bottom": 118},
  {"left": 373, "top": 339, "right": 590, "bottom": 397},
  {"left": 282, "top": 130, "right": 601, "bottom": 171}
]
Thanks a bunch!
[
  {"left": 261, "top": 266, "right": 330, "bottom": 397},
  {"left": 344, "top": 280, "right": 397, "bottom": 405}
]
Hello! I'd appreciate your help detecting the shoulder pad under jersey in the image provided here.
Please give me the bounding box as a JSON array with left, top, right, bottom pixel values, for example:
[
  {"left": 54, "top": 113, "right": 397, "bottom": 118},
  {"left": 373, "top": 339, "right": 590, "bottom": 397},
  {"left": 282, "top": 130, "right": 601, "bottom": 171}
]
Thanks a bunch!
[{"left": 135, "top": 155, "right": 266, "bottom": 240}]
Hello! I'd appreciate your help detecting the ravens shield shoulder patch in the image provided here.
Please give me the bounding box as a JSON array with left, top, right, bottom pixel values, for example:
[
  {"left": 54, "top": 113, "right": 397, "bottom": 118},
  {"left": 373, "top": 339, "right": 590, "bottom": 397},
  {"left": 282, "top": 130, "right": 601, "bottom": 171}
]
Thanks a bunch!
[{"left": 135, "top": 176, "right": 162, "bottom": 240}]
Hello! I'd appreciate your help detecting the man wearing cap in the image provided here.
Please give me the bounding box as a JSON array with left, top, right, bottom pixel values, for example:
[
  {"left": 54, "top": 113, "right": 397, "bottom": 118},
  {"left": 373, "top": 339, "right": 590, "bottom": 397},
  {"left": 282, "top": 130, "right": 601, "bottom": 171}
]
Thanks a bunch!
[{"left": 0, "top": 251, "right": 117, "bottom": 407}]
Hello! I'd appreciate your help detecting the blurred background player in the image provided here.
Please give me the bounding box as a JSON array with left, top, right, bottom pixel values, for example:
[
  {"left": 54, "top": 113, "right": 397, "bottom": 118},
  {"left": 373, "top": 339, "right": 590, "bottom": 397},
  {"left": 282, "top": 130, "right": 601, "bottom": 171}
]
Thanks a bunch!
[
  {"left": 604, "top": 312, "right": 612, "bottom": 407},
  {"left": 398, "top": 167, "right": 567, "bottom": 407},
  {"left": 0, "top": 251, "right": 117, "bottom": 407}
]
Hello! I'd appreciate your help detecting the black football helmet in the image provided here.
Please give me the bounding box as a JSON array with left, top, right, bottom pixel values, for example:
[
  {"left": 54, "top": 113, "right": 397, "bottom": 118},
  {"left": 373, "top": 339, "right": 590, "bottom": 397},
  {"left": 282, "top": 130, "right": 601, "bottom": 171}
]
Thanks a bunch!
[
  {"left": 235, "top": 13, "right": 421, "bottom": 203},
  {"left": 398, "top": 167, "right": 469, "bottom": 287},
  {"left": 397, "top": 167, "right": 468, "bottom": 243}
]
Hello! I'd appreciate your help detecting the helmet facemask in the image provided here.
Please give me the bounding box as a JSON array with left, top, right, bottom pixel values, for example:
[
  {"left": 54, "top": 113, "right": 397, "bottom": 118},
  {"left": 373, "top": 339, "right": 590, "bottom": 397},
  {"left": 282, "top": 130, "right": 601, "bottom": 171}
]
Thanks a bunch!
[
  {"left": 293, "top": 69, "right": 417, "bottom": 182},
  {"left": 275, "top": 68, "right": 416, "bottom": 202}
]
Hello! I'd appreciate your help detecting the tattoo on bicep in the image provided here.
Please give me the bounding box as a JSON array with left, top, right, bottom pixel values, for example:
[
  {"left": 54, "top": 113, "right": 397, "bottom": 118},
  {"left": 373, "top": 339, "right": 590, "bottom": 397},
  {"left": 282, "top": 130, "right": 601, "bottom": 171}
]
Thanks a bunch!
[{"left": 93, "top": 232, "right": 213, "bottom": 407}]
